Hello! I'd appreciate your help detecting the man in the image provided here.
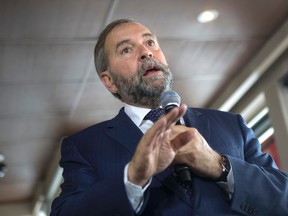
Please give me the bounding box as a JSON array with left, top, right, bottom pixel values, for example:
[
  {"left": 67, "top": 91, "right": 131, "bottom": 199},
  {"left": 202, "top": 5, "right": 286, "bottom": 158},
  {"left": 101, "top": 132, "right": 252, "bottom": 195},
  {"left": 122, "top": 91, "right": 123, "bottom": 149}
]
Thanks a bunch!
[{"left": 50, "top": 19, "right": 288, "bottom": 215}]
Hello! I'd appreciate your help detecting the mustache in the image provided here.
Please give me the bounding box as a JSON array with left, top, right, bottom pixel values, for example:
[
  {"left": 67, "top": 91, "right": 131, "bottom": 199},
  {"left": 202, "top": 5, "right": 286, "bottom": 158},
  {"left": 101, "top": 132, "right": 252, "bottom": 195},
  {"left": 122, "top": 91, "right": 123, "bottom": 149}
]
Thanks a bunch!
[{"left": 138, "top": 59, "right": 169, "bottom": 76}]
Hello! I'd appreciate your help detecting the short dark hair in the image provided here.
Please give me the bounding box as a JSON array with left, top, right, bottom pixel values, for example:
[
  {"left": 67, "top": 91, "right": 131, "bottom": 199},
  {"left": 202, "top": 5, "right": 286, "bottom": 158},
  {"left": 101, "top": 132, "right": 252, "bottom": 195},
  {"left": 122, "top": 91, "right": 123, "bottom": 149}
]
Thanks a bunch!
[{"left": 94, "top": 19, "right": 137, "bottom": 76}]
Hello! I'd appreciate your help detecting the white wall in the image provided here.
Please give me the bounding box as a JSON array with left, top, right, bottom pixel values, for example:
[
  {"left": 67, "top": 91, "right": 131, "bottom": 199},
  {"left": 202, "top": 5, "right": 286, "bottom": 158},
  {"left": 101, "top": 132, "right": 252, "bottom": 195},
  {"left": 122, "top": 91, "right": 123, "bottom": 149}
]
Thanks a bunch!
[{"left": 0, "top": 201, "right": 32, "bottom": 216}]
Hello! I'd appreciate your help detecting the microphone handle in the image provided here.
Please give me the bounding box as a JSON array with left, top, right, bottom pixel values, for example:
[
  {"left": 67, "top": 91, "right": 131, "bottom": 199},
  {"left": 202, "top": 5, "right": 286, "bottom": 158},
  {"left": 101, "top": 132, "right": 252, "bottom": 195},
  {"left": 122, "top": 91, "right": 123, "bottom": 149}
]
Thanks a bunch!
[
  {"left": 174, "top": 164, "right": 192, "bottom": 185},
  {"left": 164, "top": 105, "right": 192, "bottom": 185}
]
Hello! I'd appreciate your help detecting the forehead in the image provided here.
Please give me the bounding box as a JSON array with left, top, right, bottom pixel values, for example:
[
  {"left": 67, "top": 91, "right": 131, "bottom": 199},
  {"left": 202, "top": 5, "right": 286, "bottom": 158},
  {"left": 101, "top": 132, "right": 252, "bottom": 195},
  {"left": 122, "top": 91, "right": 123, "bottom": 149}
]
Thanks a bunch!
[{"left": 104, "top": 22, "right": 154, "bottom": 50}]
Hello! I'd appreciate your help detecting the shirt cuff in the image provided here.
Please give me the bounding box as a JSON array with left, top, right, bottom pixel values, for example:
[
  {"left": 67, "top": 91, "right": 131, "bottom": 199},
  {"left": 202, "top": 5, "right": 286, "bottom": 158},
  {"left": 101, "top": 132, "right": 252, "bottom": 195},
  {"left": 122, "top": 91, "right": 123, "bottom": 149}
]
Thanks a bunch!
[
  {"left": 217, "top": 166, "right": 235, "bottom": 199},
  {"left": 123, "top": 163, "right": 152, "bottom": 213}
]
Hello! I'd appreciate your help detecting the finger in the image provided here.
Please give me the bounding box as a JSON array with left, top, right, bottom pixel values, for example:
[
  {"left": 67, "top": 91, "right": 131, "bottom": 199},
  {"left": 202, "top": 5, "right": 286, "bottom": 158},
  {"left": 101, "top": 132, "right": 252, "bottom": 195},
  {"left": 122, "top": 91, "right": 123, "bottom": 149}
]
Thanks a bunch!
[
  {"left": 161, "top": 104, "right": 187, "bottom": 129},
  {"left": 142, "top": 104, "right": 187, "bottom": 148},
  {"left": 178, "top": 104, "right": 187, "bottom": 117},
  {"left": 141, "top": 118, "right": 167, "bottom": 149},
  {"left": 170, "top": 130, "right": 194, "bottom": 152}
]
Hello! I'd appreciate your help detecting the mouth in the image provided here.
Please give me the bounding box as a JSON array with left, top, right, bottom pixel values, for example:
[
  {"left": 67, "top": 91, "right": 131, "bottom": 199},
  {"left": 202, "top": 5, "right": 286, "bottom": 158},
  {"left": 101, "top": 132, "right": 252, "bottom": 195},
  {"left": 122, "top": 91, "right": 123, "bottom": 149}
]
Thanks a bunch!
[{"left": 143, "top": 65, "right": 162, "bottom": 77}]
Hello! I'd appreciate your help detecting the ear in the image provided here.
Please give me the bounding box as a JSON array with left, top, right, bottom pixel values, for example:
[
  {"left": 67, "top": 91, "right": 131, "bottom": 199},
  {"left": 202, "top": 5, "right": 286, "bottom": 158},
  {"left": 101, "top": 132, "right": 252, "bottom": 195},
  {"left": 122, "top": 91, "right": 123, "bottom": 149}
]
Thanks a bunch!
[{"left": 100, "top": 71, "right": 118, "bottom": 94}]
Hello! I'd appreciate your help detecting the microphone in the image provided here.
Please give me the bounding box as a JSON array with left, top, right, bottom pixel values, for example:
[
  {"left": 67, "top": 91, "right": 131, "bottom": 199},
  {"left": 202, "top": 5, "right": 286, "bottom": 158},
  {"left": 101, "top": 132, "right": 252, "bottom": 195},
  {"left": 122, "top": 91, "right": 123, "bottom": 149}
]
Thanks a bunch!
[{"left": 160, "top": 91, "right": 192, "bottom": 185}]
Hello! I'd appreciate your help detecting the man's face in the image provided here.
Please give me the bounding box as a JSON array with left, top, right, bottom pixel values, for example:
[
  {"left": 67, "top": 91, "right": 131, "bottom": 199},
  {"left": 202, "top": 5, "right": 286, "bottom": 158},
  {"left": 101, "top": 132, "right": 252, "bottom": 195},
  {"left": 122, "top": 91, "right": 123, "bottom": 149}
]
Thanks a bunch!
[{"left": 102, "top": 22, "right": 173, "bottom": 108}]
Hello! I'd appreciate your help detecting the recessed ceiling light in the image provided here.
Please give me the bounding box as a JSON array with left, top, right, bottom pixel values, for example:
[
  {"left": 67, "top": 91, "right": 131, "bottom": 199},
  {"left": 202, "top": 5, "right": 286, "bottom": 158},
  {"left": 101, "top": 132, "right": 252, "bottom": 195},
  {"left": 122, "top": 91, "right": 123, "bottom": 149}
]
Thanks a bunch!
[{"left": 197, "top": 10, "right": 219, "bottom": 23}]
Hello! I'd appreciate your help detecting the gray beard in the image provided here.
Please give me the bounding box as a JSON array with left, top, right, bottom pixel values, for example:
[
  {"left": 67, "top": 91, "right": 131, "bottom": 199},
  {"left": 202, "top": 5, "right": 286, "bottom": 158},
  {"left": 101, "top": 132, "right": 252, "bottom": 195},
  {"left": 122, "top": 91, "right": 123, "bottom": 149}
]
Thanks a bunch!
[{"left": 110, "top": 59, "right": 173, "bottom": 108}]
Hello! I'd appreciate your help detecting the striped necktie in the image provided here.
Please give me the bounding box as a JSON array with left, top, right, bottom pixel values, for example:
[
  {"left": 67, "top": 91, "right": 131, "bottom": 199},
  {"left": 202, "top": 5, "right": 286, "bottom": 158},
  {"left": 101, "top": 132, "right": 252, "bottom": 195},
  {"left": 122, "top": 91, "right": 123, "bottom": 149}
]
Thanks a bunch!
[{"left": 144, "top": 108, "right": 164, "bottom": 122}]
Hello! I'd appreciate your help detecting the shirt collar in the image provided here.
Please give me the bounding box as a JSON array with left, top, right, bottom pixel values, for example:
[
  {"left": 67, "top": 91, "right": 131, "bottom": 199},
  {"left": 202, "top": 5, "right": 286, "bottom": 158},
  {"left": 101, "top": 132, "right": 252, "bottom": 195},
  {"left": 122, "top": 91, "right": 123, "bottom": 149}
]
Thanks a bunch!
[{"left": 124, "top": 104, "right": 151, "bottom": 127}]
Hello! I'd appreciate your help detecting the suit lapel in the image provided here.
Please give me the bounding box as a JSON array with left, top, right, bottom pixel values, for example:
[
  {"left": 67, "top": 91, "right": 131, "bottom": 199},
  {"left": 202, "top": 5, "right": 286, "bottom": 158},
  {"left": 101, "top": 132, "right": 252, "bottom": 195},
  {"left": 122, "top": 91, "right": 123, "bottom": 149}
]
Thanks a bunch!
[
  {"left": 105, "top": 108, "right": 143, "bottom": 154},
  {"left": 184, "top": 108, "right": 211, "bottom": 145},
  {"left": 155, "top": 167, "right": 194, "bottom": 207}
]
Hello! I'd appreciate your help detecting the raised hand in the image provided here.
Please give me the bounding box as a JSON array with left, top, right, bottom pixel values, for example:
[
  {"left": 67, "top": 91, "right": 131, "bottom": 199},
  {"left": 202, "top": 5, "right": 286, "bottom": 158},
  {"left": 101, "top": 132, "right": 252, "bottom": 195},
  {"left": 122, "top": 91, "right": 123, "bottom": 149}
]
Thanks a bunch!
[
  {"left": 171, "top": 125, "right": 222, "bottom": 180},
  {"left": 128, "top": 104, "right": 194, "bottom": 187}
]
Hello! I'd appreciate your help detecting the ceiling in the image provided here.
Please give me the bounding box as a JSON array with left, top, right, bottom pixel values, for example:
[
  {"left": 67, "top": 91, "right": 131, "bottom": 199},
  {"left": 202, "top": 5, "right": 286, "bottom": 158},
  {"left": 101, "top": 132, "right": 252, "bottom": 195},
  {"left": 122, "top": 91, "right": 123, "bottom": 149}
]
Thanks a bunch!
[{"left": 0, "top": 0, "right": 288, "bottom": 207}]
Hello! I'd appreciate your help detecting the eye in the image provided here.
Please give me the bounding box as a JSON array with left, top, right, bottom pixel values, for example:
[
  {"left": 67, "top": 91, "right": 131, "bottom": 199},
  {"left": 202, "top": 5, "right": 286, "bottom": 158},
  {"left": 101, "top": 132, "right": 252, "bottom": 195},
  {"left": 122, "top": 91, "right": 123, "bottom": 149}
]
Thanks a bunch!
[
  {"left": 146, "top": 39, "right": 156, "bottom": 47},
  {"left": 121, "top": 47, "right": 132, "bottom": 54}
]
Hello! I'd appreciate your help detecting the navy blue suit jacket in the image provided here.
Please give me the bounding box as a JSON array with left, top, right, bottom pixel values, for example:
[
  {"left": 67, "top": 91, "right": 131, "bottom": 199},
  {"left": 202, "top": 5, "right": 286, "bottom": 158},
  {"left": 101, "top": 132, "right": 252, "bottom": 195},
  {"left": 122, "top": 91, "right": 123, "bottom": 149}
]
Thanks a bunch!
[{"left": 51, "top": 108, "right": 288, "bottom": 216}]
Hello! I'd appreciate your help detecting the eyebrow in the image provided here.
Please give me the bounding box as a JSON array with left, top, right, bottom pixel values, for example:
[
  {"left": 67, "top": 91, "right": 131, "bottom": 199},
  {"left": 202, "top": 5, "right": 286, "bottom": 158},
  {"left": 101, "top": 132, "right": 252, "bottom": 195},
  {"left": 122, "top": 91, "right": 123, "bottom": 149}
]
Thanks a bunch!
[{"left": 115, "top": 32, "right": 156, "bottom": 50}]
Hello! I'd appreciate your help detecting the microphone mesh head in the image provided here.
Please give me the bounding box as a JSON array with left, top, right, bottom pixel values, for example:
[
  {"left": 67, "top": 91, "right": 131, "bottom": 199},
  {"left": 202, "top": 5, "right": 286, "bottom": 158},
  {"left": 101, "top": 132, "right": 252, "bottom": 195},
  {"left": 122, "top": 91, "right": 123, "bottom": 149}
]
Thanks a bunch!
[{"left": 160, "top": 91, "right": 181, "bottom": 108}]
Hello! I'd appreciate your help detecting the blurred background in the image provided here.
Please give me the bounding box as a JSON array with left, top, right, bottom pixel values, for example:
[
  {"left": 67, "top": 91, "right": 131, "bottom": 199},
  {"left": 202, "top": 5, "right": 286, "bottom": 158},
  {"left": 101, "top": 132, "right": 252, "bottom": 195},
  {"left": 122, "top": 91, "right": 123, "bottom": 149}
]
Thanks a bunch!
[{"left": 0, "top": 0, "right": 288, "bottom": 215}]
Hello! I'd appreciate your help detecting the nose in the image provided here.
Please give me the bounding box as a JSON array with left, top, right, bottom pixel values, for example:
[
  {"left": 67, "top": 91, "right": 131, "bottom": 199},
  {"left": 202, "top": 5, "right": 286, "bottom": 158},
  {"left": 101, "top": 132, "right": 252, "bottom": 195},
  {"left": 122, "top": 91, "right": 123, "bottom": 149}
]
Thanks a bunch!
[{"left": 139, "top": 46, "right": 153, "bottom": 61}]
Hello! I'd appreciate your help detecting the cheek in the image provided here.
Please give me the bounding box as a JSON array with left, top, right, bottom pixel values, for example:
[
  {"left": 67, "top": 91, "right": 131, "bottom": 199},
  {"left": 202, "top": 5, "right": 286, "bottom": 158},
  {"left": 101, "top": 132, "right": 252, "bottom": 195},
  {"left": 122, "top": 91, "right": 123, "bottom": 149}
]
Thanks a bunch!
[
  {"left": 111, "top": 59, "right": 138, "bottom": 77},
  {"left": 155, "top": 51, "right": 168, "bottom": 65}
]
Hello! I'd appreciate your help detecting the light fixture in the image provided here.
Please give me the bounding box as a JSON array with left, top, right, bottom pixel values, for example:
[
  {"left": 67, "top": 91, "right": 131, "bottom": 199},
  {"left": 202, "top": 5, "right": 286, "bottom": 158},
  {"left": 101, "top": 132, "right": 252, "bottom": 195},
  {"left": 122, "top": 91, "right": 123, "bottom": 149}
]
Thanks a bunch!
[
  {"left": 197, "top": 10, "right": 219, "bottom": 23},
  {"left": 0, "top": 163, "right": 7, "bottom": 178},
  {"left": 0, "top": 152, "right": 7, "bottom": 178}
]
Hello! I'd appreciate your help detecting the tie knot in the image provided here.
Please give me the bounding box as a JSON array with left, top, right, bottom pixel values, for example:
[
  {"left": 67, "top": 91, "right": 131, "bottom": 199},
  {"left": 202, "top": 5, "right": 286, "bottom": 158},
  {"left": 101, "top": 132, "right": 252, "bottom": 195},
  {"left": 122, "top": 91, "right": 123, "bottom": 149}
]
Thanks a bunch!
[{"left": 144, "top": 108, "right": 164, "bottom": 122}]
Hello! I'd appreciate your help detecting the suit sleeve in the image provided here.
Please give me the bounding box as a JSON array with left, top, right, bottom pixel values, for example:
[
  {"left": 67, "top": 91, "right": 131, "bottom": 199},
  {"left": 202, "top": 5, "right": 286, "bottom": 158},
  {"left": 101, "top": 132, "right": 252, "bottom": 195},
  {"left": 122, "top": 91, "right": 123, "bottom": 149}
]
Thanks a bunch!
[
  {"left": 50, "top": 138, "right": 135, "bottom": 216},
  {"left": 229, "top": 115, "right": 288, "bottom": 216}
]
